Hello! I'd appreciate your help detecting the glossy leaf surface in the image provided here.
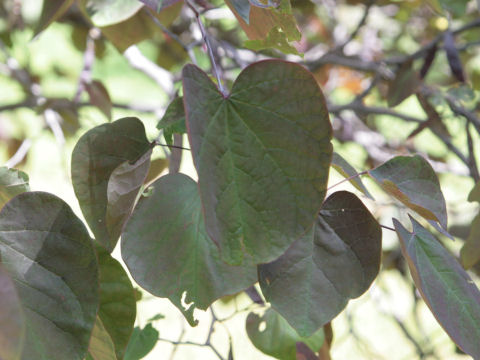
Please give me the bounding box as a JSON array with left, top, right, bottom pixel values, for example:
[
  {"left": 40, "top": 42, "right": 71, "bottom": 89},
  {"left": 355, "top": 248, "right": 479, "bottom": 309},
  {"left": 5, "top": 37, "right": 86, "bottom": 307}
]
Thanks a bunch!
[
  {"left": 122, "top": 174, "right": 257, "bottom": 325},
  {"left": 259, "top": 191, "right": 381, "bottom": 336},
  {"left": 0, "top": 264, "right": 24, "bottom": 360},
  {"left": 81, "top": 0, "right": 143, "bottom": 27},
  {"left": 368, "top": 155, "right": 447, "bottom": 230},
  {"left": 96, "top": 245, "right": 136, "bottom": 359},
  {"left": 246, "top": 308, "right": 324, "bottom": 360},
  {"left": 0, "top": 192, "right": 99, "bottom": 360},
  {"left": 394, "top": 217, "right": 480, "bottom": 358},
  {"left": 156, "top": 97, "right": 186, "bottom": 145},
  {"left": 330, "top": 152, "right": 373, "bottom": 199},
  {"left": 0, "top": 167, "right": 29, "bottom": 209},
  {"left": 87, "top": 317, "right": 117, "bottom": 360},
  {"left": 183, "top": 60, "right": 332, "bottom": 265},
  {"left": 123, "top": 324, "right": 158, "bottom": 360},
  {"left": 71, "top": 117, "right": 151, "bottom": 252}
]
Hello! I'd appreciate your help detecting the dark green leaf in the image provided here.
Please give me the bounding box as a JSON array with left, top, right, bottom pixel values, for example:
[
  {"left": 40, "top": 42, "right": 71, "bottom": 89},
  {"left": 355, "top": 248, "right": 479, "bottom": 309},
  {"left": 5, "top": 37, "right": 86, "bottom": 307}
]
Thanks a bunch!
[
  {"left": 368, "top": 155, "right": 447, "bottom": 230},
  {"left": 0, "top": 192, "right": 99, "bottom": 360},
  {"left": 183, "top": 60, "right": 332, "bottom": 265},
  {"left": 394, "top": 216, "right": 480, "bottom": 358},
  {"left": 259, "top": 191, "right": 381, "bottom": 337},
  {"left": 0, "top": 167, "right": 29, "bottom": 209},
  {"left": 86, "top": 80, "right": 112, "bottom": 120},
  {"left": 387, "top": 61, "right": 420, "bottom": 107},
  {"left": 0, "top": 264, "right": 25, "bottom": 360},
  {"left": 229, "top": 0, "right": 250, "bottom": 24},
  {"left": 156, "top": 97, "right": 186, "bottom": 146},
  {"left": 460, "top": 214, "right": 480, "bottom": 269},
  {"left": 81, "top": 0, "right": 143, "bottom": 27},
  {"left": 123, "top": 324, "right": 158, "bottom": 360},
  {"left": 437, "top": 0, "right": 469, "bottom": 17},
  {"left": 35, "top": 0, "right": 74, "bottom": 36},
  {"left": 87, "top": 317, "right": 117, "bottom": 360},
  {"left": 71, "top": 117, "right": 151, "bottom": 252},
  {"left": 444, "top": 30, "right": 465, "bottom": 82},
  {"left": 96, "top": 244, "right": 136, "bottom": 359},
  {"left": 330, "top": 152, "right": 373, "bottom": 199},
  {"left": 246, "top": 308, "right": 324, "bottom": 360},
  {"left": 468, "top": 181, "right": 480, "bottom": 202},
  {"left": 122, "top": 174, "right": 257, "bottom": 325}
]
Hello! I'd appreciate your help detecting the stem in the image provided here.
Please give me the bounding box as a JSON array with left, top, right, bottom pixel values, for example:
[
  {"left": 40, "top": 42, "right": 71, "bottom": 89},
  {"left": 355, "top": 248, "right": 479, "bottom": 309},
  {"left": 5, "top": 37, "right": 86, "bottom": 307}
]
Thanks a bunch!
[
  {"left": 327, "top": 170, "right": 368, "bottom": 191},
  {"left": 380, "top": 224, "right": 395, "bottom": 232},
  {"left": 185, "top": 0, "right": 227, "bottom": 96},
  {"left": 154, "top": 140, "right": 191, "bottom": 151}
]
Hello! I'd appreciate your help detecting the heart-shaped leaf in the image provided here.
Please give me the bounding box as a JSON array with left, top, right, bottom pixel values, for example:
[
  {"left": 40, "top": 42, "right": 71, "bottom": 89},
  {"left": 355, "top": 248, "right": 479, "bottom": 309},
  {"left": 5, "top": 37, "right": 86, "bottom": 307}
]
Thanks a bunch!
[
  {"left": 183, "top": 60, "right": 332, "bottom": 265},
  {"left": 246, "top": 308, "right": 324, "bottom": 360},
  {"left": 122, "top": 174, "right": 257, "bottom": 325},
  {"left": 96, "top": 245, "right": 136, "bottom": 359},
  {"left": 0, "top": 167, "right": 29, "bottom": 209},
  {"left": 86, "top": 317, "right": 117, "bottom": 360},
  {"left": 368, "top": 155, "right": 447, "bottom": 230},
  {"left": 259, "top": 191, "right": 381, "bottom": 337},
  {"left": 123, "top": 324, "right": 158, "bottom": 360},
  {"left": 394, "top": 216, "right": 480, "bottom": 358},
  {"left": 71, "top": 117, "right": 151, "bottom": 252},
  {"left": 0, "top": 264, "right": 25, "bottom": 360},
  {"left": 330, "top": 152, "right": 373, "bottom": 199},
  {"left": 0, "top": 192, "right": 99, "bottom": 360}
]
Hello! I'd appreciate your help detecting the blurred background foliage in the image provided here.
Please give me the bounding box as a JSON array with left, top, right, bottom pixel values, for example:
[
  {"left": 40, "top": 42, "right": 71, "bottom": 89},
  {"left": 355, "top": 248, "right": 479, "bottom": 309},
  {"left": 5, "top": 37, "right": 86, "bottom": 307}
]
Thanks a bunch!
[{"left": 2, "top": 0, "right": 480, "bottom": 359}]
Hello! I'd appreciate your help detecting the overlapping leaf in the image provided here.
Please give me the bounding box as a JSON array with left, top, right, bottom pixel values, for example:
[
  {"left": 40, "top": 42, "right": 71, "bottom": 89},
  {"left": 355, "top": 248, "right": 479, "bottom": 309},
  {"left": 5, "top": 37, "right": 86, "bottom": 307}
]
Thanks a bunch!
[
  {"left": 0, "top": 264, "right": 24, "bottom": 360},
  {"left": 96, "top": 245, "right": 136, "bottom": 359},
  {"left": 258, "top": 191, "right": 381, "bottom": 337},
  {"left": 330, "top": 152, "right": 373, "bottom": 199},
  {"left": 80, "top": 0, "right": 143, "bottom": 27},
  {"left": 156, "top": 97, "right": 186, "bottom": 145},
  {"left": 368, "top": 155, "right": 447, "bottom": 230},
  {"left": 0, "top": 192, "right": 99, "bottom": 360},
  {"left": 394, "top": 216, "right": 480, "bottom": 358},
  {"left": 35, "top": 0, "right": 74, "bottom": 36},
  {"left": 71, "top": 117, "right": 151, "bottom": 252},
  {"left": 460, "top": 182, "right": 480, "bottom": 268},
  {"left": 123, "top": 324, "right": 158, "bottom": 360},
  {"left": 86, "top": 80, "right": 112, "bottom": 120},
  {"left": 0, "top": 167, "right": 29, "bottom": 209},
  {"left": 86, "top": 317, "right": 117, "bottom": 360},
  {"left": 122, "top": 174, "right": 257, "bottom": 325},
  {"left": 183, "top": 60, "right": 332, "bottom": 265},
  {"left": 246, "top": 308, "right": 324, "bottom": 360}
]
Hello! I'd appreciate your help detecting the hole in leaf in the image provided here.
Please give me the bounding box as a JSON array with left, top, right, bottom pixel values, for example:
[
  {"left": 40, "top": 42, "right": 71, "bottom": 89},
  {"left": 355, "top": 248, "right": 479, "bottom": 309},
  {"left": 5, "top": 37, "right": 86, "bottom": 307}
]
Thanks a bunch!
[{"left": 258, "top": 321, "right": 267, "bottom": 332}]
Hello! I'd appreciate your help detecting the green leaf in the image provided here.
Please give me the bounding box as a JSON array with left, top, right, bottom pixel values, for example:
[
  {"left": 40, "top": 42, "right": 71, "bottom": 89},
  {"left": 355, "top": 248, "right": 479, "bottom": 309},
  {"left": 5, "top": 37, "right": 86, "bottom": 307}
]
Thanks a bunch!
[
  {"left": 468, "top": 181, "right": 480, "bottom": 202},
  {"left": 86, "top": 80, "right": 112, "bottom": 120},
  {"left": 35, "top": 0, "right": 74, "bottom": 36},
  {"left": 229, "top": 0, "right": 251, "bottom": 24},
  {"left": 123, "top": 324, "right": 158, "bottom": 360},
  {"left": 258, "top": 191, "right": 381, "bottom": 337},
  {"left": 244, "top": 26, "right": 300, "bottom": 55},
  {"left": 0, "top": 264, "right": 25, "bottom": 360},
  {"left": 96, "top": 244, "right": 136, "bottom": 359},
  {"left": 368, "top": 155, "right": 447, "bottom": 230},
  {"left": 121, "top": 174, "right": 257, "bottom": 325},
  {"left": 460, "top": 214, "right": 480, "bottom": 269},
  {"left": 0, "top": 167, "right": 29, "bottom": 209},
  {"left": 87, "top": 317, "right": 117, "bottom": 360},
  {"left": 394, "top": 216, "right": 480, "bottom": 358},
  {"left": 0, "top": 192, "right": 99, "bottom": 360},
  {"left": 183, "top": 60, "right": 332, "bottom": 265},
  {"left": 387, "top": 61, "right": 420, "bottom": 107},
  {"left": 437, "top": 0, "right": 469, "bottom": 17},
  {"left": 156, "top": 97, "right": 186, "bottom": 146},
  {"left": 143, "top": 158, "right": 169, "bottom": 185},
  {"left": 330, "top": 152, "right": 373, "bottom": 200},
  {"left": 225, "top": 0, "right": 300, "bottom": 54},
  {"left": 71, "top": 117, "right": 151, "bottom": 252},
  {"left": 246, "top": 308, "right": 324, "bottom": 360},
  {"left": 81, "top": 0, "right": 143, "bottom": 27}
]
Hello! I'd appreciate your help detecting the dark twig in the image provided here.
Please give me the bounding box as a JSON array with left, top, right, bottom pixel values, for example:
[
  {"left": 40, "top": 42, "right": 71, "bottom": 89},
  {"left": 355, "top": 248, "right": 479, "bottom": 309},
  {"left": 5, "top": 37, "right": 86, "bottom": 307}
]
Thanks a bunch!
[
  {"left": 185, "top": 0, "right": 227, "bottom": 96},
  {"left": 465, "top": 121, "right": 480, "bottom": 182}
]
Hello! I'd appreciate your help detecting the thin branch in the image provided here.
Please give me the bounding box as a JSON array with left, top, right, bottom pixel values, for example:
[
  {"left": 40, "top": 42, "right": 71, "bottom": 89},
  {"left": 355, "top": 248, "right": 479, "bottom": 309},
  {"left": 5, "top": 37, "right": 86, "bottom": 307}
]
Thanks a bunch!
[
  {"left": 329, "top": 102, "right": 422, "bottom": 123},
  {"left": 380, "top": 224, "right": 395, "bottom": 232},
  {"left": 5, "top": 139, "right": 32, "bottom": 168},
  {"left": 185, "top": 0, "right": 227, "bottom": 96},
  {"left": 336, "top": 0, "right": 373, "bottom": 51},
  {"left": 327, "top": 170, "right": 368, "bottom": 191},
  {"left": 465, "top": 121, "right": 480, "bottom": 182},
  {"left": 74, "top": 28, "right": 96, "bottom": 102}
]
